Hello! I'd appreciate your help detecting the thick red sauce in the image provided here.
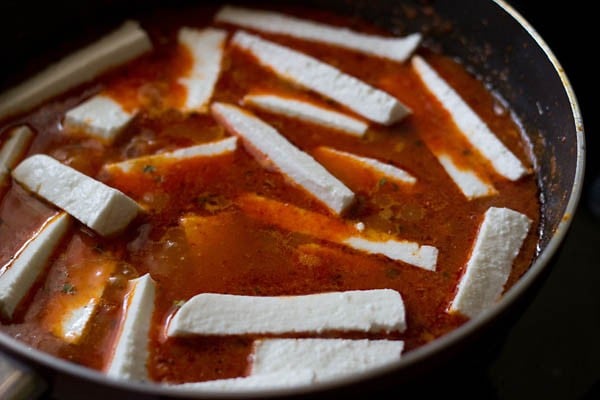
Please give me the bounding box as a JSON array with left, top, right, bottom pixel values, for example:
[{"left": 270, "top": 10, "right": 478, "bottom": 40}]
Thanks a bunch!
[{"left": 0, "top": 4, "right": 540, "bottom": 384}]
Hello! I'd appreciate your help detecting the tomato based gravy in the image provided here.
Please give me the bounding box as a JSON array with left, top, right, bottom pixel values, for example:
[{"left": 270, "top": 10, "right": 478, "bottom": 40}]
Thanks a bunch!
[{"left": 0, "top": 2, "right": 540, "bottom": 386}]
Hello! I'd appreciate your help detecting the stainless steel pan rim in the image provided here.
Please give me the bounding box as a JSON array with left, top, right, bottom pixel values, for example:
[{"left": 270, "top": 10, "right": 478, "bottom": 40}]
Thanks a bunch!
[{"left": 0, "top": 0, "right": 586, "bottom": 398}]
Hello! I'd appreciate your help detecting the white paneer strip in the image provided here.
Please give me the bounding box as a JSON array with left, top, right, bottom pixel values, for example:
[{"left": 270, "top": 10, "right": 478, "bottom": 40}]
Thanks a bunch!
[
  {"left": 216, "top": 5, "right": 421, "bottom": 62},
  {"left": 12, "top": 155, "right": 140, "bottom": 237},
  {"left": 232, "top": 31, "right": 411, "bottom": 125},
  {"left": 105, "top": 137, "right": 238, "bottom": 174},
  {"left": 449, "top": 207, "right": 532, "bottom": 318},
  {"left": 167, "top": 289, "right": 406, "bottom": 337},
  {"left": 169, "top": 370, "right": 316, "bottom": 392},
  {"left": 243, "top": 94, "right": 368, "bottom": 137},
  {"left": 237, "top": 193, "right": 438, "bottom": 271},
  {"left": 317, "top": 146, "right": 416, "bottom": 185},
  {"left": 212, "top": 103, "right": 354, "bottom": 215},
  {"left": 343, "top": 237, "right": 438, "bottom": 271},
  {"left": 60, "top": 299, "right": 97, "bottom": 342},
  {"left": 251, "top": 339, "right": 404, "bottom": 382},
  {"left": 45, "top": 258, "right": 115, "bottom": 344},
  {"left": 106, "top": 273, "right": 156, "bottom": 381},
  {"left": 0, "top": 213, "right": 71, "bottom": 319},
  {"left": 63, "top": 95, "right": 136, "bottom": 143},
  {"left": 437, "top": 154, "right": 497, "bottom": 200},
  {"left": 0, "top": 126, "right": 34, "bottom": 187},
  {"left": 178, "top": 27, "right": 227, "bottom": 112},
  {"left": 0, "top": 21, "right": 152, "bottom": 120},
  {"left": 412, "top": 56, "right": 528, "bottom": 181}
]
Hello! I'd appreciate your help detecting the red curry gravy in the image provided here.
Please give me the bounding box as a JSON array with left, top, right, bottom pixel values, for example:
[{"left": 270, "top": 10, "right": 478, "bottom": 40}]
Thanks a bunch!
[{"left": 0, "top": 3, "right": 540, "bottom": 384}]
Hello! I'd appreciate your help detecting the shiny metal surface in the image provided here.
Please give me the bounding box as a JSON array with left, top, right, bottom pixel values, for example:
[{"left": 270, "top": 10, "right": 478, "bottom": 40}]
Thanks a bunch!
[{"left": 0, "top": 352, "right": 46, "bottom": 399}]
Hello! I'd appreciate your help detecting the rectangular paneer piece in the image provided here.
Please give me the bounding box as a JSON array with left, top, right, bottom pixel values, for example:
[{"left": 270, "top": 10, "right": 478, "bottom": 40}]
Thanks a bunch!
[
  {"left": 215, "top": 5, "right": 421, "bottom": 62},
  {"left": 44, "top": 259, "right": 115, "bottom": 344},
  {"left": 58, "top": 299, "right": 99, "bottom": 344},
  {"left": 168, "top": 370, "right": 316, "bottom": 392},
  {"left": 12, "top": 155, "right": 140, "bottom": 237},
  {"left": 316, "top": 146, "right": 416, "bottom": 185},
  {"left": 243, "top": 93, "right": 368, "bottom": 137},
  {"left": 251, "top": 339, "right": 404, "bottom": 382},
  {"left": 212, "top": 103, "right": 355, "bottom": 215},
  {"left": 0, "top": 21, "right": 152, "bottom": 120},
  {"left": 63, "top": 95, "right": 136, "bottom": 143},
  {"left": 0, "top": 126, "right": 34, "bottom": 187},
  {"left": 106, "top": 274, "right": 156, "bottom": 381},
  {"left": 178, "top": 27, "right": 227, "bottom": 112},
  {"left": 167, "top": 289, "right": 406, "bottom": 337},
  {"left": 343, "top": 237, "right": 438, "bottom": 271},
  {"left": 449, "top": 207, "right": 532, "bottom": 318},
  {"left": 231, "top": 31, "right": 411, "bottom": 125},
  {"left": 0, "top": 213, "right": 71, "bottom": 319},
  {"left": 104, "top": 137, "right": 238, "bottom": 173},
  {"left": 412, "top": 56, "right": 528, "bottom": 181},
  {"left": 237, "top": 193, "right": 438, "bottom": 270},
  {"left": 436, "top": 153, "right": 497, "bottom": 200}
]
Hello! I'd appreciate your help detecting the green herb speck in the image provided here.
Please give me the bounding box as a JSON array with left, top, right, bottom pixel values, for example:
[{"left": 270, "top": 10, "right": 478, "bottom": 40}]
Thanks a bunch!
[
  {"left": 62, "top": 283, "right": 76, "bottom": 295},
  {"left": 143, "top": 164, "right": 156, "bottom": 173},
  {"left": 386, "top": 268, "right": 400, "bottom": 279},
  {"left": 173, "top": 299, "right": 185, "bottom": 308}
]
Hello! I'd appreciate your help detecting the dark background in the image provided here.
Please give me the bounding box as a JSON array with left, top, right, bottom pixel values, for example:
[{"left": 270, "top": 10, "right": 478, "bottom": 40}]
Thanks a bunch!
[
  {"left": 0, "top": 1, "right": 597, "bottom": 399},
  {"left": 477, "top": 2, "right": 600, "bottom": 399}
]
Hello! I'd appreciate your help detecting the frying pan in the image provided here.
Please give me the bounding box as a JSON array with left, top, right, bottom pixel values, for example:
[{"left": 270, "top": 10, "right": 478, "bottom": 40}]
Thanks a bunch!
[{"left": 0, "top": 0, "right": 585, "bottom": 398}]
